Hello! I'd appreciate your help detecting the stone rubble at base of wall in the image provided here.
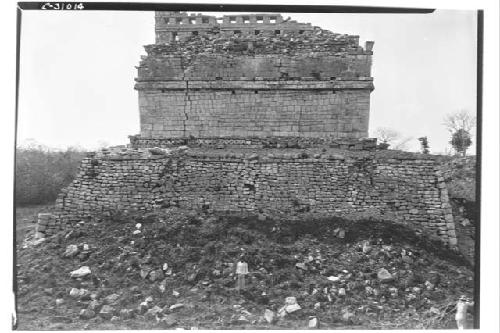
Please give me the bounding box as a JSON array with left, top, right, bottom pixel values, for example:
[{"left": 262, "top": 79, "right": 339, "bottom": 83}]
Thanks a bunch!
[
  {"left": 39, "top": 146, "right": 457, "bottom": 247},
  {"left": 35, "top": 213, "right": 58, "bottom": 238}
]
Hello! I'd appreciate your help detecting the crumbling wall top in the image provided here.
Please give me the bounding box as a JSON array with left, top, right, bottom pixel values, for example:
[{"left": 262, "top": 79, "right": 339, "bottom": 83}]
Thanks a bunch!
[{"left": 153, "top": 11, "right": 370, "bottom": 52}]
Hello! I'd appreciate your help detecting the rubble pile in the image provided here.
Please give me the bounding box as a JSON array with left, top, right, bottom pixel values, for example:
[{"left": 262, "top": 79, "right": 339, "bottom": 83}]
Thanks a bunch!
[
  {"left": 16, "top": 209, "right": 473, "bottom": 329},
  {"left": 146, "top": 29, "right": 365, "bottom": 58},
  {"left": 439, "top": 156, "right": 477, "bottom": 264}
]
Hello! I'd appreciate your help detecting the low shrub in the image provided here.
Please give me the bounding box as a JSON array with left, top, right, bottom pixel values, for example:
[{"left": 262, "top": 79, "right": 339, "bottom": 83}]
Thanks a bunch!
[{"left": 15, "top": 143, "right": 86, "bottom": 206}]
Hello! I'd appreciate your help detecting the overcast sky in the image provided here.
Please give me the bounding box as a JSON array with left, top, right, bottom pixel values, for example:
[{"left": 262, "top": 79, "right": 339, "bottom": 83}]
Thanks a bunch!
[{"left": 17, "top": 9, "right": 477, "bottom": 153}]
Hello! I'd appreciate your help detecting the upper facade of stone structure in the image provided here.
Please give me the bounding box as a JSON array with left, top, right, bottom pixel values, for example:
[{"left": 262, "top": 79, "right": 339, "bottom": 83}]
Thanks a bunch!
[
  {"left": 154, "top": 12, "right": 315, "bottom": 43},
  {"left": 135, "top": 12, "right": 374, "bottom": 140}
]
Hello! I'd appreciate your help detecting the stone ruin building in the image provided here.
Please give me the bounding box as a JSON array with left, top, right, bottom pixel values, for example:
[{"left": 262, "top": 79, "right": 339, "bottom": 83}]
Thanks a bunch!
[{"left": 38, "top": 12, "right": 457, "bottom": 246}]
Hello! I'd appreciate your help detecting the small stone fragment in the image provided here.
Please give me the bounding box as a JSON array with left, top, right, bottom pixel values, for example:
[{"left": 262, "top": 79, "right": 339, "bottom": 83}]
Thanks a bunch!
[
  {"left": 377, "top": 268, "right": 393, "bottom": 283},
  {"left": 99, "top": 305, "right": 114, "bottom": 320},
  {"left": 88, "top": 300, "right": 101, "bottom": 311},
  {"left": 79, "top": 309, "right": 95, "bottom": 320},
  {"left": 308, "top": 316, "right": 319, "bottom": 328},
  {"left": 146, "top": 305, "right": 163, "bottom": 319},
  {"left": 149, "top": 269, "right": 164, "bottom": 282},
  {"left": 169, "top": 303, "right": 185, "bottom": 311},
  {"left": 263, "top": 309, "right": 275, "bottom": 323},
  {"left": 64, "top": 244, "right": 79, "bottom": 257},
  {"left": 138, "top": 302, "right": 150, "bottom": 314},
  {"left": 119, "top": 309, "right": 134, "bottom": 319},
  {"left": 104, "top": 293, "right": 120, "bottom": 305},
  {"left": 70, "top": 266, "right": 91, "bottom": 278}
]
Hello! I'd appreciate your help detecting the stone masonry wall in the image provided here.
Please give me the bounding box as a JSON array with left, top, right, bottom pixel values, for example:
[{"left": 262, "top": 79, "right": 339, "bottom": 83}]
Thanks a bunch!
[
  {"left": 51, "top": 147, "right": 457, "bottom": 246},
  {"left": 135, "top": 12, "right": 374, "bottom": 140},
  {"left": 137, "top": 89, "right": 370, "bottom": 138},
  {"left": 154, "top": 12, "right": 316, "bottom": 43}
]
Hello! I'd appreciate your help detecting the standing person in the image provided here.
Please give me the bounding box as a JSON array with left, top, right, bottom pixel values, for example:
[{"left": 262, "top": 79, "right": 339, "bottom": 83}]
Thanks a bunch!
[
  {"left": 455, "top": 295, "right": 474, "bottom": 329},
  {"left": 236, "top": 255, "right": 249, "bottom": 291}
]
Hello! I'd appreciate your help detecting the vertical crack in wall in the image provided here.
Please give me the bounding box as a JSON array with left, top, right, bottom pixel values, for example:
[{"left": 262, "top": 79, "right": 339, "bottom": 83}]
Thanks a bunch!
[
  {"left": 183, "top": 80, "right": 190, "bottom": 137},
  {"left": 298, "top": 97, "right": 304, "bottom": 133}
]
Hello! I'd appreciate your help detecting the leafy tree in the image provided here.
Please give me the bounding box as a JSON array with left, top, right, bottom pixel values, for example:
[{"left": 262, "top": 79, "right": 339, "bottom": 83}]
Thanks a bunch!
[
  {"left": 443, "top": 110, "right": 476, "bottom": 156},
  {"left": 450, "top": 129, "right": 472, "bottom": 157}
]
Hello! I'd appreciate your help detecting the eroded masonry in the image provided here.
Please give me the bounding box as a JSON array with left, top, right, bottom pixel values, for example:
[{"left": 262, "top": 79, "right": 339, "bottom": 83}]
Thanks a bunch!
[{"left": 41, "top": 12, "right": 457, "bottom": 246}]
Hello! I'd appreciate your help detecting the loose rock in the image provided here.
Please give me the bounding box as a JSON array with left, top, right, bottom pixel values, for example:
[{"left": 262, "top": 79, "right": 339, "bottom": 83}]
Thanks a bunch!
[
  {"left": 377, "top": 268, "right": 393, "bottom": 283},
  {"left": 70, "top": 266, "right": 91, "bottom": 279},
  {"left": 64, "top": 244, "right": 79, "bottom": 257},
  {"left": 79, "top": 309, "right": 95, "bottom": 320}
]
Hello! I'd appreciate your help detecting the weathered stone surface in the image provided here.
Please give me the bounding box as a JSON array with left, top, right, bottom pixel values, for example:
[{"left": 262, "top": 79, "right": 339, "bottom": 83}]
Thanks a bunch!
[
  {"left": 263, "top": 309, "right": 275, "bottom": 323},
  {"left": 136, "top": 12, "right": 373, "bottom": 140},
  {"left": 377, "top": 268, "right": 394, "bottom": 283},
  {"left": 44, "top": 11, "right": 457, "bottom": 248},
  {"left": 99, "top": 305, "right": 115, "bottom": 320},
  {"left": 70, "top": 266, "right": 91, "bottom": 279},
  {"left": 169, "top": 303, "right": 185, "bottom": 311},
  {"left": 103, "top": 293, "right": 120, "bottom": 305},
  {"left": 63, "top": 244, "right": 79, "bottom": 257},
  {"left": 52, "top": 148, "right": 455, "bottom": 244},
  {"left": 79, "top": 309, "right": 95, "bottom": 320}
]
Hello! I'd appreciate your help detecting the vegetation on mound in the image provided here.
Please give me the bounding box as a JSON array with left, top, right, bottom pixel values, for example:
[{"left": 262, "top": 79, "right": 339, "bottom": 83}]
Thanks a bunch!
[
  {"left": 16, "top": 210, "right": 474, "bottom": 330},
  {"left": 15, "top": 145, "right": 85, "bottom": 206}
]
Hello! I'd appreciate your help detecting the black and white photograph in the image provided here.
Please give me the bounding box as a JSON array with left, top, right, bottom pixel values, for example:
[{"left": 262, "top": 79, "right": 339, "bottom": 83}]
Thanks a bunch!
[{"left": 6, "top": 0, "right": 499, "bottom": 331}]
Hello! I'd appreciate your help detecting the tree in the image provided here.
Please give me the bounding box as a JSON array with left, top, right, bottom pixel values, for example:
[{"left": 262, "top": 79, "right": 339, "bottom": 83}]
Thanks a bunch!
[
  {"left": 443, "top": 110, "right": 476, "bottom": 156},
  {"left": 450, "top": 129, "right": 472, "bottom": 157},
  {"left": 443, "top": 110, "right": 476, "bottom": 133},
  {"left": 373, "top": 127, "right": 412, "bottom": 150},
  {"left": 418, "top": 136, "right": 430, "bottom": 154},
  {"left": 15, "top": 142, "right": 86, "bottom": 206}
]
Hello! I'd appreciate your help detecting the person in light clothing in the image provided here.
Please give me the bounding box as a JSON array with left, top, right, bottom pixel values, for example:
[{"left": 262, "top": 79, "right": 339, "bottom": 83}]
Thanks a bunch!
[
  {"left": 236, "top": 256, "right": 249, "bottom": 291},
  {"left": 455, "top": 295, "right": 474, "bottom": 329}
]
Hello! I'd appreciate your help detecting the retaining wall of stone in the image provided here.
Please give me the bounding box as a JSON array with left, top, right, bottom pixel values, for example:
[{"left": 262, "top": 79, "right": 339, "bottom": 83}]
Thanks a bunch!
[{"left": 49, "top": 147, "right": 457, "bottom": 245}]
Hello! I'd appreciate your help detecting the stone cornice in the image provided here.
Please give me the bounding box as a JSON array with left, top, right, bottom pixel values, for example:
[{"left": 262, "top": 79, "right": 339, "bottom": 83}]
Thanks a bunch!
[{"left": 134, "top": 79, "right": 374, "bottom": 91}]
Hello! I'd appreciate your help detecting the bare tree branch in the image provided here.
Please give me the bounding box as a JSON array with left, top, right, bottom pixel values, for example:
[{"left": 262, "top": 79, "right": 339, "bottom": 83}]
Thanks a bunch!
[
  {"left": 374, "top": 127, "right": 412, "bottom": 151},
  {"left": 442, "top": 110, "right": 476, "bottom": 133}
]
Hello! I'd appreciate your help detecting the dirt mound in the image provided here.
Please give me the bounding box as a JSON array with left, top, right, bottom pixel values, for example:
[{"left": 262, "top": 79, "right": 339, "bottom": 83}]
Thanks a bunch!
[{"left": 15, "top": 209, "right": 474, "bottom": 330}]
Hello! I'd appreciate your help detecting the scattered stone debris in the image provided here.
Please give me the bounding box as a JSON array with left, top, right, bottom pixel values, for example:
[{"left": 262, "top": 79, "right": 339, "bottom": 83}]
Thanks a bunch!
[
  {"left": 103, "top": 293, "right": 120, "bottom": 305},
  {"left": 63, "top": 244, "right": 79, "bottom": 257},
  {"left": 79, "top": 309, "right": 95, "bottom": 320},
  {"left": 169, "top": 304, "right": 185, "bottom": 311},
  {"left": 69, "top": 288, "right": 88, "bottom": 298},
  {"left": 263, "top": 309, "right": 275, "bottom": 323},
  {"left": 16, "top": 209, "right": 474, "bottom": 330},
  {"left": 145, "top": 305, "right": 163, "bottom": 319},
  {"left": 99, "top": 305, "right": 115, "bottom": 320},
  {"left": 278, "top": 297, "right": 302, "bottom": 317},
  {"left": 70, "top": 266, "right": 91, "bottom": 278},
  {"left": 377, "top": 268, "right": 394, "bottom": 283},
  {"left": 308, "top": 316, "right": 319, "bottom": 328}
]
